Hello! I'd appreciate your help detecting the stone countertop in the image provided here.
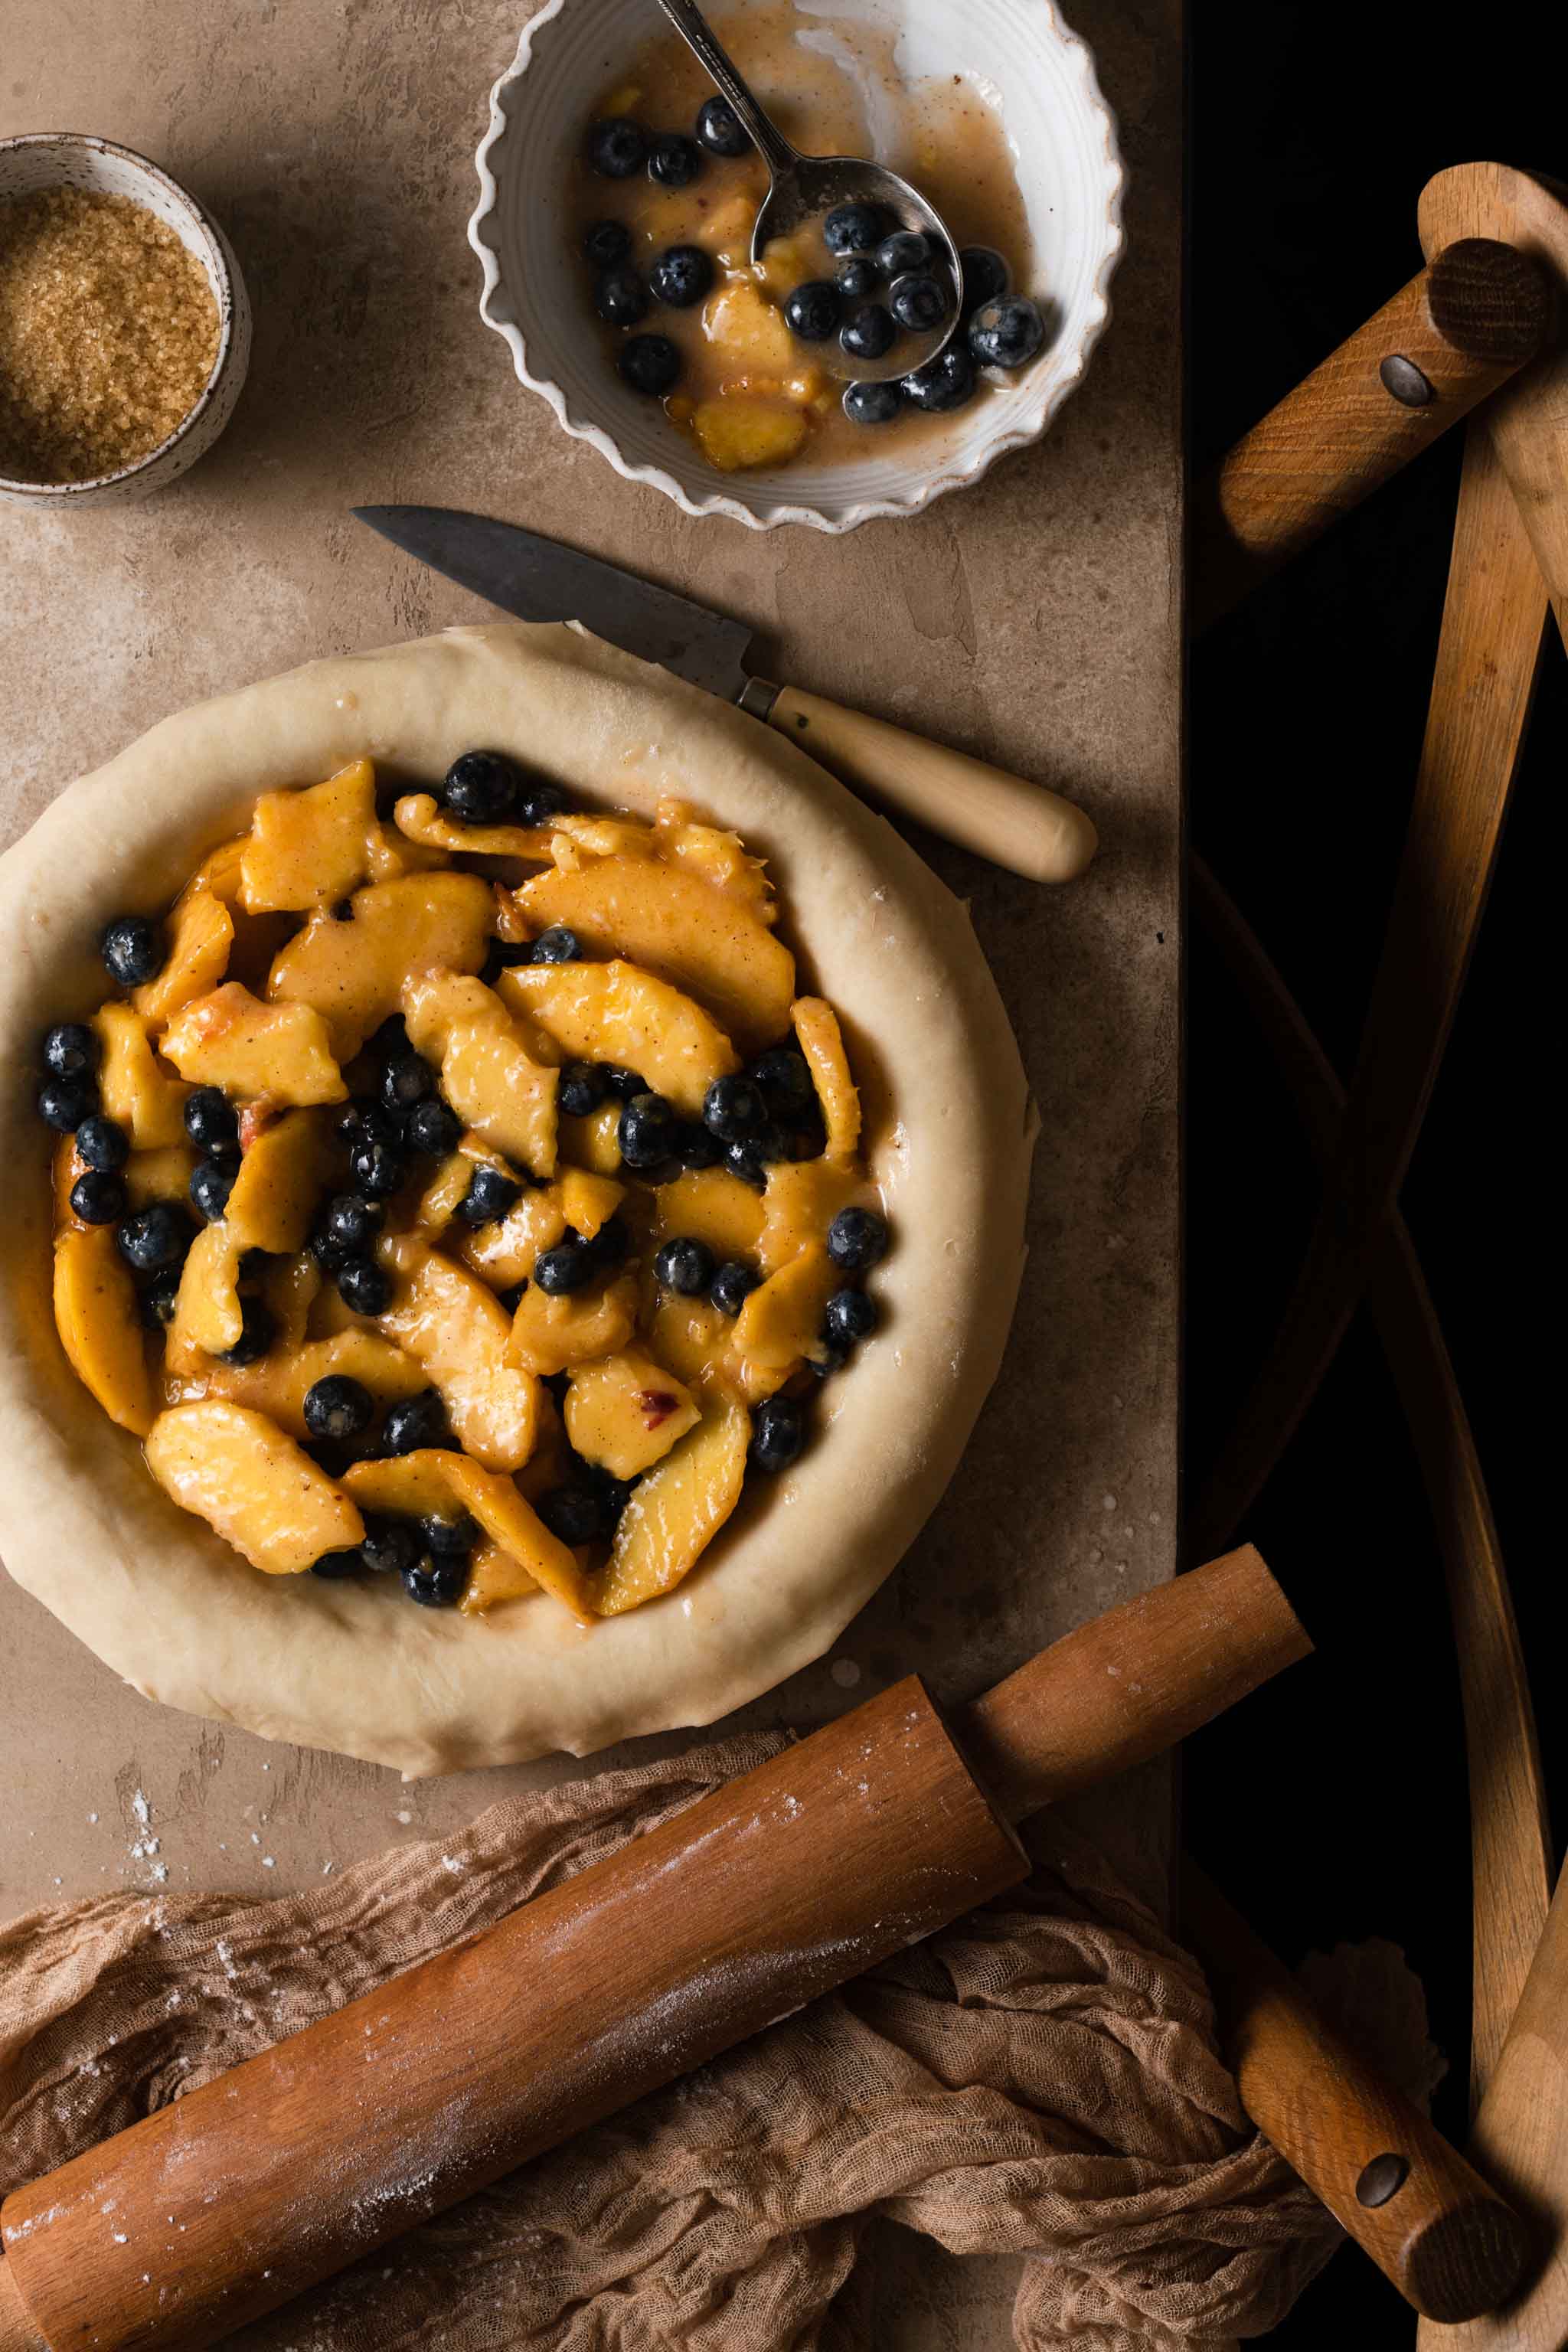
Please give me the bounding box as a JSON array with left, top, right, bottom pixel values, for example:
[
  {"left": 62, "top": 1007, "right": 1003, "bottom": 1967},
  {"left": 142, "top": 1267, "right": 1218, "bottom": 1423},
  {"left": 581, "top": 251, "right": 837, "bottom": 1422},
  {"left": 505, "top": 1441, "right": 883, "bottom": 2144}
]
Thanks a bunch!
[{"left": 1, "top": 0, "right": 1179, "bottom": 2331}]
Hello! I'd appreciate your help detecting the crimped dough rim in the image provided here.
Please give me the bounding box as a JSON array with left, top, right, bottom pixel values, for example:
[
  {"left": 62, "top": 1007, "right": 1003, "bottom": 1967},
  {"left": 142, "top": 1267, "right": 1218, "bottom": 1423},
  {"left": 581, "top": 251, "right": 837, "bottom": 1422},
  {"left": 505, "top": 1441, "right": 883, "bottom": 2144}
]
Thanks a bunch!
[{"left": 0, "top": 624, "right": 1033, "bottom": 1775}]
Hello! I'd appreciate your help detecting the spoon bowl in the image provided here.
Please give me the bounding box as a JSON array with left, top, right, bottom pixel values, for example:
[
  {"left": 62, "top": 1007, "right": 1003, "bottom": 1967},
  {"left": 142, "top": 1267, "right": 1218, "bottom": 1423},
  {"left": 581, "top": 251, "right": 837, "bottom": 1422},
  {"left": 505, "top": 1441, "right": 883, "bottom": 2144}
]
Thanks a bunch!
[{"left": 656, "top": 0, "right": 962, "bottom": 383}]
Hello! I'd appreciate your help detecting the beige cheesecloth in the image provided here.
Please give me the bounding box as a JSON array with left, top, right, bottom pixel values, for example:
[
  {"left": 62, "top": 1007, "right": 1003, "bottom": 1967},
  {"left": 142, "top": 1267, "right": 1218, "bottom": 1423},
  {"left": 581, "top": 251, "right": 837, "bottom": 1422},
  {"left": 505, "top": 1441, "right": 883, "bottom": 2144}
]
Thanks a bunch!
[{"left": 0, "top": 1733, "right": 1374, "bottom": 2350}]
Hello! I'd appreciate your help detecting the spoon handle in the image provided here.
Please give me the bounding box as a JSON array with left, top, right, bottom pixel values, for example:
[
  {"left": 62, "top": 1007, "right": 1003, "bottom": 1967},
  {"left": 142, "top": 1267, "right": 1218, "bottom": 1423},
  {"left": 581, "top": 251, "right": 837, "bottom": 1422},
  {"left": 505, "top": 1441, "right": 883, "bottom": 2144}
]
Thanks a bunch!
[{"left": 655, "top": 0, "right": 799, "bottom": 177}]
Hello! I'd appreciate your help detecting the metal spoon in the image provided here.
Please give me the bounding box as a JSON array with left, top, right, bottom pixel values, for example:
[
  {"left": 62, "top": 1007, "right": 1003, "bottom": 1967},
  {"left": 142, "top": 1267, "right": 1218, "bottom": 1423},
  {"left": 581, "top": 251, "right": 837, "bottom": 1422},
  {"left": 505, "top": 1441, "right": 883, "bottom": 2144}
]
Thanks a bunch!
[{"left": 655, "top": 0, "right": 961, "bottom": 383}]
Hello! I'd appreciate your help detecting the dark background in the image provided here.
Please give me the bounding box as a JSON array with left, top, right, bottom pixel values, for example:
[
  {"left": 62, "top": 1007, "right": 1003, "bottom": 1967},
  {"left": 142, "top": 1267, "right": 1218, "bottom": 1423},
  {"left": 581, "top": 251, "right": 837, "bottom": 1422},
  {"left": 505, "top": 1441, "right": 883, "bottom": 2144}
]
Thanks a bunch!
[{"left": 1184, "top": 5, "right": 1559, "bottom": 2338}]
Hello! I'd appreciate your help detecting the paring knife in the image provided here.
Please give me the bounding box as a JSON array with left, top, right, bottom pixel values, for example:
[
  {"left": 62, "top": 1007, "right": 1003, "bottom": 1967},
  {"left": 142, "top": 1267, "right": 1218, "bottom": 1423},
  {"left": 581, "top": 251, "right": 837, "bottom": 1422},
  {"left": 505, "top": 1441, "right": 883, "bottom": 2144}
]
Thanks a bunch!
[{"left": 351, "top": 505, "right": 1097, "bottom": 885}]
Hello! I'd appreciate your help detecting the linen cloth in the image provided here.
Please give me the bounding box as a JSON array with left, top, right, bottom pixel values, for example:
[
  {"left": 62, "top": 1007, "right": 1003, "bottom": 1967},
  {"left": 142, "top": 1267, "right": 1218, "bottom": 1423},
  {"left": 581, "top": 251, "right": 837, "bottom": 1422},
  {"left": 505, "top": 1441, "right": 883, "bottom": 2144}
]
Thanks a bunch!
[{"left": 0, "top": 1733, "right": 1365, "bottom": 2350}]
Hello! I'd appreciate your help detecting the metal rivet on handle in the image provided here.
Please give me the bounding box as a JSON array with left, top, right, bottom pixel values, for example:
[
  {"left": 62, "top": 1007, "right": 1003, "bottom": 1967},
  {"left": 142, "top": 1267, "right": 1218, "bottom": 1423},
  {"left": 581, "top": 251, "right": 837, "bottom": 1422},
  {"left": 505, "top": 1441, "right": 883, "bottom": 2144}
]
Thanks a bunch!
[
  {"left": 1380, "top": 354, "right": 1435, "bottom": 407},
  {"left": 1356, "top": 2153, "right": 1410, "bottom": 2207}
]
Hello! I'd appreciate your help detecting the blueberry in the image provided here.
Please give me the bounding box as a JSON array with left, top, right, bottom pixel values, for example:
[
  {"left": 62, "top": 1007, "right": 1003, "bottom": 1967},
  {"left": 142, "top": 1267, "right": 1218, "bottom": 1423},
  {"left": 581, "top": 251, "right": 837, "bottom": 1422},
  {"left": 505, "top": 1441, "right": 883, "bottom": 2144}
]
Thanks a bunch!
[
  {"left": 589, "top": 118, "right": 648, "bottom": 178},
  {"left": 835, "top": 255, "right": 882, "bottom": 299},
  {"left": 695, "top": 94, "right": 750, "bottom": 155},
  {"left": 650, "top": 243, "right": 714, "bottom": 308},
  {"left": 824, "top": 1287, "right": 877, "bottom": 1346},
  {"left": 189, "top": 1158, "right": 236, "bottom": 1223},
  {"left": 825, "top": 202, "right": 890, "bottom": 255},
  {"left": 654, "top": 1236, "right": 714, "bottom": 1295},
  {"left": 183, "top": 1086, "right": 240, "bottom": 1155},
  {"left": 216, "top": 1295, "right": 276, "bottom": 1367},
  {"left": 537, "top": 1485, "right": 605, "bottom": 1545},
  {"left": 481, "top": 939, "right": 535, "bottom": 986},
  {"left": 514, "top": 776, "right": 566, "bottom": 828},
  {"left": 588, "top": 1465, "right": 635, "bottom": 1523},
  {"left": 602, "top": 1065, "right": 645, "bottom": 1102},
  {"left": 405, "top": 1098, "right": 462, "bottom": 1158},
  {"left": 647, "top": 131, "right": 701, "bottom": 188},
  {"left": 827, "top": 1205, "right": 888, "bottom": 1269},
  {"left": 70, "top": 1169, "right": 126, "bottom": 1225},
  {"left": 959, "top": 243, "right": 1009, "bottom": 318},
  {"left": 530, "top": 924, "right": 581, "bottom": 965},
  {"left": 968, "top": 294, "right": 1046, "bottom": 369},
  {"left": 675, "top": 1121, "right": 723, "bottom": 1170},
  {"left": 750, "top": 1045, "right": 813, "bottom": 1112},
  {"left": 381, "top": 1388, "right": 447, "bottom": 1455},
  {"left": 806, "top": 1336, "right": 849, "bottom": 1377},
  {"left": 442, "top": 749, "right": 519, "bottom": 823},
  {"left": 309, "top": 1197, "right": 363, "bottom": 1270},
  {"left": 875, "top": 229, "right": 932, "bottom": 277},
  {"left": 583, "top": 217, "right": 631, "bottom": 268},
  {"left": 312, "top": 1549, "right": 364, "bottom": 1579},
  {"left": 590, "top": 1214, "right": 631, "bottom": 1268},
  {"left": 723, "top": 1138, "right": 768, "bottom": 1189},
  {"left": 139, "top": 1269, "right": 181, "bottom": 1328},
  {"left": 337, "top": 1256, "right": 391, "bottom": 1316},
  {"left": 783, "top": 279, "right": 841, "bottom": 341},
  {"left": 843, "top": 379, "right": 902, "bottom": 426},
  {"left": 381, "top": 1051, "right": 436, "bottom": 1114},
  {"left": 701, "top": 1073, "right": 765, "bottom": 1141},
  {"left": 710, "top": 1258, "right": 759, "bottom": 1317},
  {"left": 349, "top": 1137, "right": 408, "bottom": 1199},
  {"left": 360, "top": 1518, "right": 420, "bottom": 1577},
  {"left": 335, "top": 1097, "right": 397, "bottom": 1151},
  {"left": 558, "top": 1062, "right": 606, "bottom": 1118},
  {"left": 840, "top": 302, "right": 897, "bottom": 363},
  {"left": 458, "top": 1164, "right": 522, "bottom": 1227},
  {"left": 100, "top": 915, "right": 165, "bottom": 989},
  {"left": 619, "top": 334, "right": 681, "bottom": 397},
  {"left": 595, "top": 264, "right": 650, "bottom": 327},
  {"left": 534, "top": 1236, "right": 596, "bottom": 1295},
  {"left": 749, "top": 1392, "right": 805, "bottom": 1472},
  {"left": 901, "top": 343, "right": 976, "bottom": 412},
  {"left": 117, "top": 1201, "right": 191, "bottom": 1272},
  {"left": 334, "top": 1193, "right": 385, "bottom": 1249},
  {"left": 69, "top": 1119, "right": 123, "bottom": 1181},
  {"left": 420, "top": 1509, "right": 479, "bottom": 1557},
  {"left": 888, "top": 272, "right": 949, "bottom": 332},
  {"left": 403, "top": 1556, "right": 468, "bottom": 1608},
  {"left": 301, "top": 1374, "right": 372, "bottom": 1442},
  {"left": 37, "top": 1075, "right": 95, "bottom": 1132},
  {"left": 619, "top": 1089, "right": 679, "bottom": 1168},
  {"left": 42, "top": 1023, "right": 97, "bottom": 1081}
]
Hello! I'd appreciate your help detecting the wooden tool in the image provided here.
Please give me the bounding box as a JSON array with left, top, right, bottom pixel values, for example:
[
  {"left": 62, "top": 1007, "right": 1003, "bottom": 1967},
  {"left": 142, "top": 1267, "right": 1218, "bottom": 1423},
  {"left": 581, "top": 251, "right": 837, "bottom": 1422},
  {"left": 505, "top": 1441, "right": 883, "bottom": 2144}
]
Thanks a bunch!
[
  {"left": 1190, "top": 234, "right": 1553, "bottom": 629},
  {"left": 0, "top": 1546, "right": 1526, "bottom": 2351}
]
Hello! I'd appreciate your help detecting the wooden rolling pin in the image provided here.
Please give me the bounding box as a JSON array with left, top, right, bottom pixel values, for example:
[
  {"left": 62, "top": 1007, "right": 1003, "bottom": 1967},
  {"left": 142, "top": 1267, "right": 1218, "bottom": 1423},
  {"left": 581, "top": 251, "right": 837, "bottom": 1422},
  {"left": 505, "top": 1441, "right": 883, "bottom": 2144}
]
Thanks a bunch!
[{"left": 0, "top": 1547, "right": 1511, "bottom": 2351}]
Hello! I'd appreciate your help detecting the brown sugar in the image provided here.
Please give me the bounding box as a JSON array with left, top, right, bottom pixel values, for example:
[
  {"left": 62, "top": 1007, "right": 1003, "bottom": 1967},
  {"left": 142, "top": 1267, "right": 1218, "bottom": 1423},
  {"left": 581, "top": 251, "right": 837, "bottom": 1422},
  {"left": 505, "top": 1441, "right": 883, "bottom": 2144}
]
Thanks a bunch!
[{"left": 0, "top": 185, "right": 220, "bottom": 485}]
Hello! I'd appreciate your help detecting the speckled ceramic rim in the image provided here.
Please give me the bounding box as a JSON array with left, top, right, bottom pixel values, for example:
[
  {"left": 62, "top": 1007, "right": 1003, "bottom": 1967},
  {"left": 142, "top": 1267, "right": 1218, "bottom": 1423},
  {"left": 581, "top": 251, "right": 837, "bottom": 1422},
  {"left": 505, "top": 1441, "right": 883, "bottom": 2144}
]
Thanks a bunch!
[
  {"left": 0, "top": 132, "right": 246, "bottom": 501},
  {"left": 468, "top": 0, "right": 1125, "bottom": 532}
]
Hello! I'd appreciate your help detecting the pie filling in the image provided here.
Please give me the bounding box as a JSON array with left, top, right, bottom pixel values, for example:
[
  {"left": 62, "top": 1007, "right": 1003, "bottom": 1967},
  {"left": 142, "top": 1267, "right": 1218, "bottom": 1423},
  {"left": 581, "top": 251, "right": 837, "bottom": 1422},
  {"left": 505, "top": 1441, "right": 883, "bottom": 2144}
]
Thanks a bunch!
[{"left": 38, "top": 748, "right": 889, "bottom": 1622}]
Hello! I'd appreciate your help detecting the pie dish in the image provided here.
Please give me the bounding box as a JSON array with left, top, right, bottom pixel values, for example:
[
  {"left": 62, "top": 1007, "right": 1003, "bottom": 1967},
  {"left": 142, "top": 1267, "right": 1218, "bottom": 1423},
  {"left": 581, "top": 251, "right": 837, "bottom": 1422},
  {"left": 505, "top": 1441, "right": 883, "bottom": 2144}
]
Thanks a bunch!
[{"left": 0, "top": 624, "right": 1033, "bottom": 1775}]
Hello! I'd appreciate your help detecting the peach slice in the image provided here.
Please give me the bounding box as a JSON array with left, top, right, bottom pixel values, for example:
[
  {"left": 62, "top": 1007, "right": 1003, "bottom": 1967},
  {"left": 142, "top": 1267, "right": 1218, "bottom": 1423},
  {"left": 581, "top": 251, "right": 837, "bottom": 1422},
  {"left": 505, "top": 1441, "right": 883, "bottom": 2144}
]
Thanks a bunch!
[
  {"left": 544, "top": 813, "right": 662, "bottom": 871},
  {"left": 703, "top": 279, "right": 797, "bottom": 374},
  {"left": 559, "top": 1101, "right": 622, "bottom": 1174},
  {"left": 513, "top": 858, "right": 794, "bottom": 1052},
  {"left": 160, "top": 983, "right": 346, "bottom": 1107},
  {"left": 594, "top": 1392, "right": 750, "bottom": 1617},
  {"left": 53, "top": 1224, "right": 154, "bottom": 1436},
  {"left": 364, "top": 818, "right": 449, "bottom": 881},
  {"left": 463, "top": 1539, "right": 544, "bottom": 1616},
  {"left": 649, "top": 1167, "right": 764, "bottom": 1265},
  {"left": 731, "top": 1240, "right": 837, "bottom": 1376},
  {"left": 145, "top": 1400, "right": 364, "bottom": 1575},
  {"left": 168, "top": 1223, "right": 247, "bottom": 1361},
  {"left": 375, "top": 1241, "right": 541, "bottom": 1472},
  {"left": 792, "top": 997, "right": 861, "bottom": 1162},
  {"left": 402, "top": 970, "right": 558, "bottom": 1177},
  {"left": 691, "top": 398, "right": 809, "bottom": 474},
  {"left": 655, "top": 797, "right": 776, "bottom": 923},
  {"left": 224, "top": 1107, "right": 336, "bottom": 1253},
  {"left": 498, "top": 959, "right": 739, "bottom": 1118},
  {"left": 239, "top": 757, "right": 378, "bottom": 913},
  {"left": 394, "top": 791, "right": 555, "bottom": 864},
  {"left": 564, "top": 1348, "right": 700, "bottom": 1481},
  {"left": 756, "top": 1158, "right": 863, "bottom": 1278},
  {"left": 191, "top": 1328, "right": 427, "bottom": 1439},
  {"left": 508, "top": 1271, "right": 639, "bottom": 1379},
  {"left": 459, "top": 1167, "right": 622, "bottom": 1290},
  {"left": 342, "top": 1449, "right": 592, "bottom": 1621},
  {"left": 93, "top": 1004, "right": 192, "bottom": 1150},
  {"left": 266, "top": 872, "right": 493, "bottom": 1060},
  {"left": 644, "top": 1291, "right": 738, "bottom": 1396},
  {"left": 124, "top": 1145, "right": 200, "bottom": 1210},
  {"left": 132, "top": 887, "right": 234, "bottom": 1026}
]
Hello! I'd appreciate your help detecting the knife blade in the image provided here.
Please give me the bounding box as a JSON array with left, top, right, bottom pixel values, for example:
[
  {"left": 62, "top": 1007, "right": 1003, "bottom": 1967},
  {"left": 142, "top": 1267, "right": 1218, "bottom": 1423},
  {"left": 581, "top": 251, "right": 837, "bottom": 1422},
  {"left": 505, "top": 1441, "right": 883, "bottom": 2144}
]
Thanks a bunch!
[{"left": 351, "top": 504, "right": 1098, "bottom": 885}]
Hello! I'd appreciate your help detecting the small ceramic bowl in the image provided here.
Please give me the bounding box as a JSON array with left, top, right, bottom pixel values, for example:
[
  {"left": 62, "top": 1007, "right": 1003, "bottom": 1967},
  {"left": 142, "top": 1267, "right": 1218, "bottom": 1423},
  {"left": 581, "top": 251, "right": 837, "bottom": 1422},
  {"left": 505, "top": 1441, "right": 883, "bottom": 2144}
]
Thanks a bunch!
[
  {"left": 469, "top": 0, "right": 1124, "bottom": 532},
  {"left": 0, "top": 132, "right": 251, "bottom": 511}
]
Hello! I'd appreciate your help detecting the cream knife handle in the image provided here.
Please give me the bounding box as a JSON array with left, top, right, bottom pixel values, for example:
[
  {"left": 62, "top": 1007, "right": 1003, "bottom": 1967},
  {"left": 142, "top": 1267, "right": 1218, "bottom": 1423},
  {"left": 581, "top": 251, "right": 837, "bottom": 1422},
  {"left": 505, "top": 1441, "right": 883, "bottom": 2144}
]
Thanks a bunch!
[{"left": 740, "top": 679, "right": 1098, "bottom": 884}]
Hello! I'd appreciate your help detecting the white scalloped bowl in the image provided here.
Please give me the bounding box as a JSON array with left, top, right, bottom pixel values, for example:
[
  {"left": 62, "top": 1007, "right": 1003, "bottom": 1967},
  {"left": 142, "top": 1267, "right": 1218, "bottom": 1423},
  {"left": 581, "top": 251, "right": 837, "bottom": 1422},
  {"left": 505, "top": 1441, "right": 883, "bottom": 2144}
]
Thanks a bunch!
[{"left": 469, "top": 0, "right": 1123, "bottom": 531}]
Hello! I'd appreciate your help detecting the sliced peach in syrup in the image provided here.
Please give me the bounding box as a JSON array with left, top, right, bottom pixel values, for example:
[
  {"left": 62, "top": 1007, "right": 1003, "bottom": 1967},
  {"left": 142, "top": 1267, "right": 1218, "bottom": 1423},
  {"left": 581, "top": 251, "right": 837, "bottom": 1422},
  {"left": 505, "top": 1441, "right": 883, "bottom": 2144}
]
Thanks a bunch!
[
  {"left": 402, "top": 970, "right": 558, "bottom": 1177},
  {"left": 649, "top": 1167, "right": 764, "bottom": 1265},
  {"left": 168, "top": 1224, "right": 247, "bottom": 1362},
  {"left": 655, "top": 797, "right": 776, "bottom": 924},
  {"left": 342, "top": 1449, "right": 592, "bottom": 1621},
  {"left": 53, "top": 1224, "right": 154, "bottom": 1436},
  {"left": 756, "top": 1159, "right": 864, "bottom": 1278},
  {"left": 508, "top": 1272, "right": 639, "bottom": 1379},
  {"left": 224, "top": 1106, "right": 336, "bottom": 1253},
  {"left": 564, "top": 1349, "right": 700, "bottom": 1481},
  {"left": 159, "top": 983, "right": 345, "bottom": 1107},
  {"left": 559, "top": 1101, "right": 622, "bottom": 1174},
  {"left": 239, "top": 757, "right": 378, "bottom": 913},
  {"left": 94, "top": 1004, "right": 192, "bottom": 1150},
  {"left": 792, "top": 997, "right": 861, "bottom": 1162},
  {"left": 731, "top": 1240, "right": 837, "bottom": 1377},
  {"left": 266, "top": 871, "right": 493, "bottom": 1060},
  {"left": 594, "top": 1392, "right": 750, "bottom": 1618},
  {"left": 394, "top": 792, "right": 556, "bottom": 864},
  {"left": 145, "top": 1400, "right": 363, "bottom": 1576},
  {"left": 124, "top": 1145, "right": 200, "bottom": 1210},
  {"left": 374, "top": 1241, "right": 541, "bottom": 1472},
  {"left": 191, "top": 1329, "right": 427, "bottom": 1440},
  {"left": 511, "top": 857, "right": 794, "bottom": 1054},
  {"left": 132, "top": 887, "right": 234, "bottom": 1026},
  {"left": 498, "top": 958, "right": 738, "bottom": 1119}
]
